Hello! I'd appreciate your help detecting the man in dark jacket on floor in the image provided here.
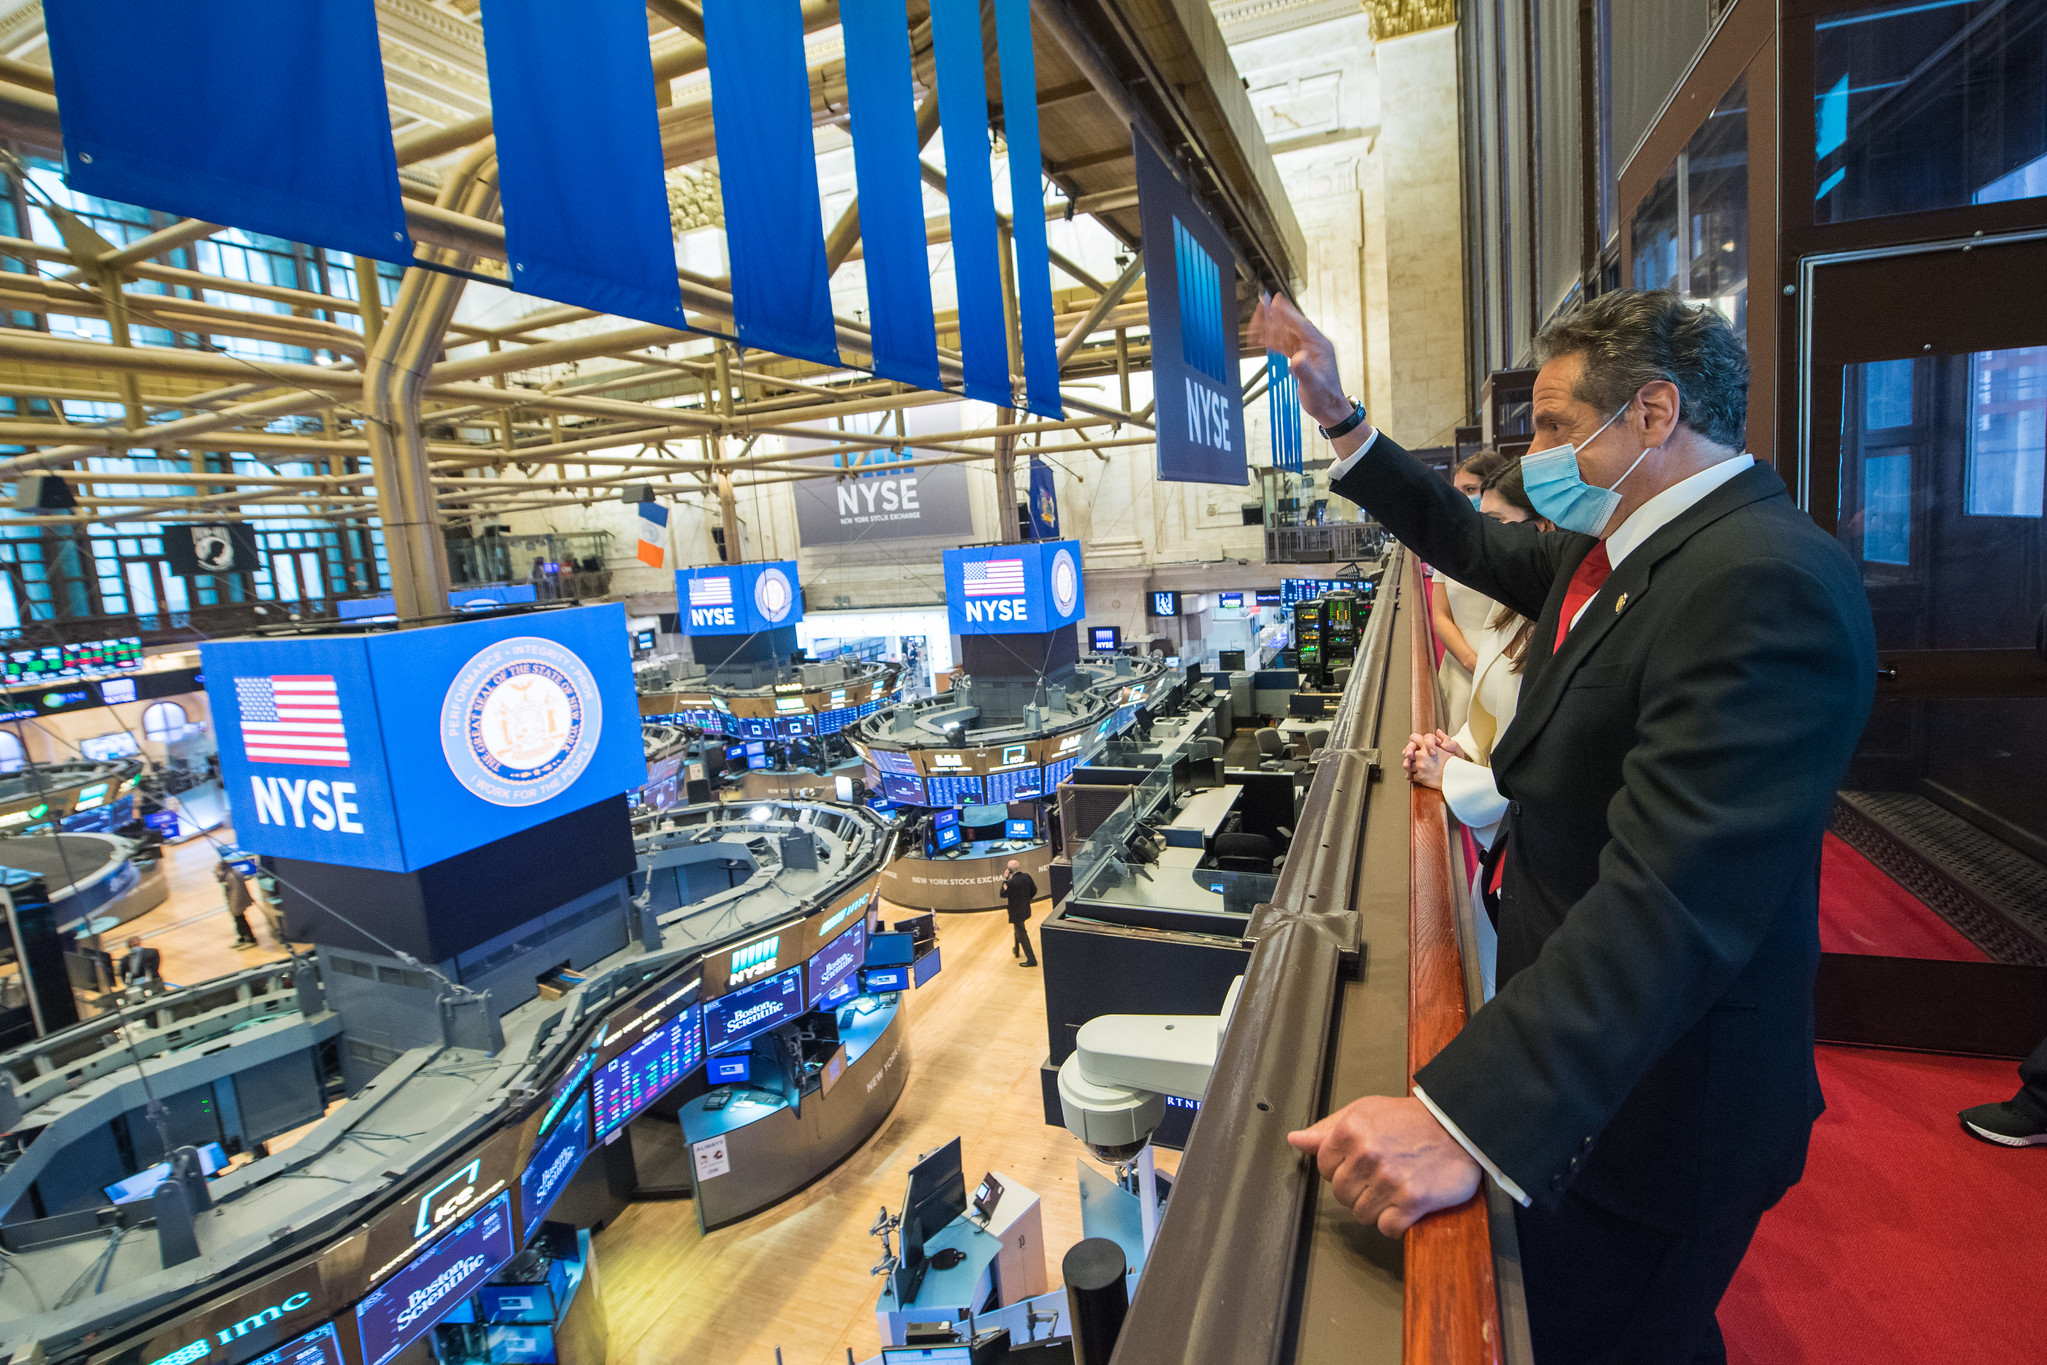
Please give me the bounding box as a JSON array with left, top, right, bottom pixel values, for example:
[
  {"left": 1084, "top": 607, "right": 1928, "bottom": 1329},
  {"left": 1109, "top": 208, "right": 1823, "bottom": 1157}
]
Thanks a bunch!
[{"left": 1002, "top": 860, "right": 1038, "bottom": 967}]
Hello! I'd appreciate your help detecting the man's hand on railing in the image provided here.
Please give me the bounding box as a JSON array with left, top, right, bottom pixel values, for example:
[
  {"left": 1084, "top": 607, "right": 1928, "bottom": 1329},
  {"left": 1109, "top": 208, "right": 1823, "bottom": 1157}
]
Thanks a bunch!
[{"left": 1288, "top": 1094, "right": 1481, "bottom": 1237}]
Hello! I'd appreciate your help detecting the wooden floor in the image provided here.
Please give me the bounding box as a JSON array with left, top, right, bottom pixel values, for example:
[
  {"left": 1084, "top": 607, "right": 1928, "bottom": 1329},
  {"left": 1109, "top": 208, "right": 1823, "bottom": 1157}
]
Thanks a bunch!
[
  {"left": 103, "top": 826, "right": 296, "bottom": 991},
  {"left": 593, "top": 902, "right": 1171, "bottom": 1365}
]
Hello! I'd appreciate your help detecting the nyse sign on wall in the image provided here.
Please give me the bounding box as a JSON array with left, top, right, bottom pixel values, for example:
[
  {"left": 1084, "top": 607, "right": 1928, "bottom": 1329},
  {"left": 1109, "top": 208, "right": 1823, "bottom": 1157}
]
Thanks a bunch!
[
  {"left": 201, "top": 605, "right": 646, "bottom": 873},
  {"left": 942, "top": 540, "right": 1086, "bottom": 636},
  {"left": 788, "top": 415, "right": 977, "bottom": 545}
]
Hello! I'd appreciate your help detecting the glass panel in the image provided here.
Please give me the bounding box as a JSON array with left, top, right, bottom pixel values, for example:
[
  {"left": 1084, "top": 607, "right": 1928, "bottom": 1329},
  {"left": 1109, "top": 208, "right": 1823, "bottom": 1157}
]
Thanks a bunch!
[
  {"left": 1964, "top": 346, "right": 2047, "bottom": 517},
  {"left": 1814, "top": 0, "right": 2047, "bottom": 224},
  {"left": 124, "top": 560, "right": 158, "bottom": 615},
  {"left": 270, "top": 553, "right": 299, "bottom": 603},
  {"left": 1628, "top": 78, "right": 1746, "bottom": 336},
  {"left": 1839, "top": 350, "right": 2047, "bottom": 651}
]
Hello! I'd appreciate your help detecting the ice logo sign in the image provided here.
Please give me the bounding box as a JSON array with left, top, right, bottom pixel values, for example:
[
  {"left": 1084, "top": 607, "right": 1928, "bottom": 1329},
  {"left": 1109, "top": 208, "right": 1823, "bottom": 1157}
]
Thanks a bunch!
[{"left": 441, "top": 637, "right": 602, "bottom": 808}]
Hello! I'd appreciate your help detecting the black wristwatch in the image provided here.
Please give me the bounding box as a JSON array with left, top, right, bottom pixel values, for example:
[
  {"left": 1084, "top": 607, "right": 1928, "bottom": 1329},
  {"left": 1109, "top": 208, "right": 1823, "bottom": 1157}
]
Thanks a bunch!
[{"left": 1318, "top": 397, "right": 1368, "bottom": 440}]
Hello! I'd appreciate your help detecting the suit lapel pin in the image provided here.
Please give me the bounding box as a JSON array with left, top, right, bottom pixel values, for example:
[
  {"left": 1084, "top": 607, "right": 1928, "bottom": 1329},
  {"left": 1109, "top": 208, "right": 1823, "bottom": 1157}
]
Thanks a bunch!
[{"left": 1614, "top": 592, "right": 1629, "bottom": 613}]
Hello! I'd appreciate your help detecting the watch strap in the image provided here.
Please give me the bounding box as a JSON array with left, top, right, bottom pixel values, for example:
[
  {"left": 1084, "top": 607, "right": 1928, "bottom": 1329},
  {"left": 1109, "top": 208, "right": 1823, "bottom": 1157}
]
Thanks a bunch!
[{"left": 1319, "top": 398, "right": 1368, "bottom": 440}]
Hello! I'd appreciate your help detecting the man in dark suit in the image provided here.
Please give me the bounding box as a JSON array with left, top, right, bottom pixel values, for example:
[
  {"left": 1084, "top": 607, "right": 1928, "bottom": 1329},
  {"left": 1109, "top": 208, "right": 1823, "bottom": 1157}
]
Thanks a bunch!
[
  {"left": 1264, "top": 290, "right": 1877, "bottom": 1362},
  {"left": 1001, "top": 859, "right": 1038, "bottom": 967},
  {"left": 118, "top": 935, "right": 160, "bottom": 986}
]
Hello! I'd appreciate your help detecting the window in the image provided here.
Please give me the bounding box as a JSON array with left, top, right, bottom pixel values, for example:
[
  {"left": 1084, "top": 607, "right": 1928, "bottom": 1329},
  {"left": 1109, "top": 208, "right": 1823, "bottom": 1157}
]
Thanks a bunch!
[
  {"left": 1813, "top": 0, "right": 2047, "bottom": 223},
  {"left": 1862, "top": 452, "right": 1913, "bottom": 564},
  {"left": 0, "top": 731, "right": 22, "bottom": 773},
  {"left": 1966, "top": 346, "right": 2047, "bottom": 517},
  {"left": 142, "top": 702, "right": 188, "bottom": 742},
  {"left": 1629, "top": 79, "right": 1748, "bottom": 337}
]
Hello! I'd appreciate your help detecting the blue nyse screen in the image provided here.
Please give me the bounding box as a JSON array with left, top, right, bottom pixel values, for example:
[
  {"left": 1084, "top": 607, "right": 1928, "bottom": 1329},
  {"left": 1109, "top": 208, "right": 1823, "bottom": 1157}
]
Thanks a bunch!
[
  {"left": 519, "top": 1088, "right": 589, "bottom": 1240},
  {"left": 942, "top": 540, "right": 1085, "bottom": 635},
  {"left": 676, "top": 561, "right": 803, "bottom": 636},
  {"left": 355, "top": 1192, "right": 516, "bottom": 1365},
  {"left": 202, "top": 605, "right": 645, "bottom": 872},
  {"left": 244, "top": 1323, "right": 346, "bottom": 1365},
  {"left": 591, "top": 1004, "right": 704, "bottom": 1140},
  {"left": 703, "top": 966, "right": 805, "bottom": 1051}
]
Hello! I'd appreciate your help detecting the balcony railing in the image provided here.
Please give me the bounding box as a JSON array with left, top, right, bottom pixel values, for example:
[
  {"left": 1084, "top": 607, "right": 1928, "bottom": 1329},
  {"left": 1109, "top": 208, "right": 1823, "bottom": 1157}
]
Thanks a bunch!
[{"left": 1265, "top": 522, "right": 1390, "bottom": 565}]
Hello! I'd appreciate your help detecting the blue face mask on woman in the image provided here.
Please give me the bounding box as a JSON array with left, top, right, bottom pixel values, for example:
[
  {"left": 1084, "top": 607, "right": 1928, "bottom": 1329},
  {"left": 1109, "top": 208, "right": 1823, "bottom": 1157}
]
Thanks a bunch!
[{"left": 1520, "top": 405, "right": 1656, "bottom": 536}]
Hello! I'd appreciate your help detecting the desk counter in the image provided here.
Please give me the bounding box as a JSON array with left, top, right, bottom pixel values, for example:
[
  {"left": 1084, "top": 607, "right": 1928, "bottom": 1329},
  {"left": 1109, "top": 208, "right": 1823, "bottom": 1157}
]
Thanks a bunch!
[{"left": 879, "top": 839, "right": 1052, "bottom": 912}]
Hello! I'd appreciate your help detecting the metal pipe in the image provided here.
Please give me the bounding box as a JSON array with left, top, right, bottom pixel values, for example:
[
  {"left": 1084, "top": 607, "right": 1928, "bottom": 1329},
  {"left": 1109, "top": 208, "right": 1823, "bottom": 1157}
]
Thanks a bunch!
[{"left": 1057, "top": 255, "right": 1145, "bottom": 367}]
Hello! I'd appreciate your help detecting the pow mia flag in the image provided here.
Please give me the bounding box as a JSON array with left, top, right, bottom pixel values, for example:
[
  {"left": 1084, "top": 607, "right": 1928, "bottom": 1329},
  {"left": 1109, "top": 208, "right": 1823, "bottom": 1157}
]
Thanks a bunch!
[{"left": 165, "top": 523, "right": 260, "bottom": 577}]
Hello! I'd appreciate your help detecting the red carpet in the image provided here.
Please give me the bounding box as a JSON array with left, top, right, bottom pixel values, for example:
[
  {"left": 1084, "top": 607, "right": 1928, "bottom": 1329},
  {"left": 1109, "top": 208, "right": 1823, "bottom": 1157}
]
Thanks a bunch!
[
  {"left": 1720, "top": 1045, "right": 2045, "bottom": 1363},
  {"left": 1817, "top": 833, "right": 1988, "bottom": 962}
]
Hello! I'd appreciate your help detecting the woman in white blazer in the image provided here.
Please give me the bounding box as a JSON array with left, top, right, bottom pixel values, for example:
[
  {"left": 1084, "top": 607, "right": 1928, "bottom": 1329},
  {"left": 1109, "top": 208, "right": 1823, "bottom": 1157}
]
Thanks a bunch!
[
  {"left": 1405, "top": 459, "right": 1552, "bottom": 993},
  {"left": 1429, "top": 454, "right": 1503, "bottom": 732}
]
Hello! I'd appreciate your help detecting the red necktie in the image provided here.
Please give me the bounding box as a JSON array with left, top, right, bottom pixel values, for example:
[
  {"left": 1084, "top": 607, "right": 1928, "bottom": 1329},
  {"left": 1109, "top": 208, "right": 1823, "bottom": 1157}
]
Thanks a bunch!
[{"left": 1554, "top": 542, "right": 1612, "bottom": 652}]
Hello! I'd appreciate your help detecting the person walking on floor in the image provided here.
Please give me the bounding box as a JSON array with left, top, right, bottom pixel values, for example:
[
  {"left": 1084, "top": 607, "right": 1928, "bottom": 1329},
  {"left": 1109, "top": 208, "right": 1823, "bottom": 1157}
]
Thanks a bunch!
[
  {"left": 1002, "top": 859, "right": 1038, "bottom": 968},
  {"left": 216, "top": 860, "right": 260, "bottom": 950}
]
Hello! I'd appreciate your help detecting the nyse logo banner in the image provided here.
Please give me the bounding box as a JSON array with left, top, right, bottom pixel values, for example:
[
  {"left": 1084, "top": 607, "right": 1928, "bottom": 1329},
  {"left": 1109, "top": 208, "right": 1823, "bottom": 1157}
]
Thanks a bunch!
[
  {"left": 1137, "top": 134, "right": 1247, "bottom": 486},
  {"left": 943, "top": 540, "right": 1086, "bottom": 637},
  {"left": 677, "top": 561, "right": 805, "bottom": 637},
  {"left": 788, "top": 408, "right": 976, "bottom": 545}
]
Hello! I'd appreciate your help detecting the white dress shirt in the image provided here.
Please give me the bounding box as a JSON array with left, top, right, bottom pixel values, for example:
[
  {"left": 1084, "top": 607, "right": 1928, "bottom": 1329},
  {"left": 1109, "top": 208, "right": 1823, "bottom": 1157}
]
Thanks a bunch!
[{"left": 1366, "top": 442, "right": 1757, "bottom": 1207}]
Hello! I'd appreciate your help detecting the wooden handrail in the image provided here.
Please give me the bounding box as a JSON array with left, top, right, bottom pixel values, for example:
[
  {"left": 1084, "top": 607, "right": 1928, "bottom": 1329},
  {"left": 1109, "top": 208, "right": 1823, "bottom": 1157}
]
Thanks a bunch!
[{"left": 1404, "top": 557, "right": 1505, "bottom": 1365}]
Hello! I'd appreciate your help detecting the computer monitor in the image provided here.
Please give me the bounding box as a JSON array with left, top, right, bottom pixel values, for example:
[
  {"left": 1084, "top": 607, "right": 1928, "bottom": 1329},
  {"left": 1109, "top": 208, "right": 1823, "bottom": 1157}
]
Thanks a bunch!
[
  {"left": 1218, "top": 649, "right": 1246, "bottom": 671},
  {"left": 747, "top": 750, "right": 770, "bottom": 771},
  {"left": 104, "top": 1142, "right": 229, "bottom": 1205},
  {"left": 1004, "top": 819, "right": 1035, "bottom": 841},
  {"left": 932, "top": 822, "right": 961, "bottom": 853},
  {"left": 1090, "top": 625, "right": 1121, "bottom": 652},
  {"left": 932, "top": 809, "right": 959, "bottom": 831},
  {"left": 707, "top": 1053, "right": 751, "bottom": 1085},
  {"left": 1287, "top": 692, "right": 1328, "bottom": 720},
  {"left": 634, "top": 630, "right": 656, "bottom": 652},
  {"left": 891, "top": 1137, "right": 968, "bottom": 1304},
  {"left": 867, "top": 932, "right": 915, "bottom": 966}
]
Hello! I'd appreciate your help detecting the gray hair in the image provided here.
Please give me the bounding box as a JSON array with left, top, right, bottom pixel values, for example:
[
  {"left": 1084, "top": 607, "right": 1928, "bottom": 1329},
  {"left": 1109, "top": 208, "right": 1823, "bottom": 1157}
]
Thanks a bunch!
[{"left": 1532, "top": 289, "right": 1748, "bottom": 450}]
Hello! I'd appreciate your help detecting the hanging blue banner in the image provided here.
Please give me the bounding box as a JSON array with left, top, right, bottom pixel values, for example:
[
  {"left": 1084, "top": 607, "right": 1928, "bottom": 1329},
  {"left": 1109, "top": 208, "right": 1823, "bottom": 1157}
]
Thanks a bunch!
[
  {"left": 705, "top": 0, "right": 841, "bottom": 367},
  {"left": 481, "top": 0, "right": 686, "bottom": 328},
  {"left": 931, "top": 0, "right": 1012, "bottom": 409},
  {"left": 1136, "top": 135, "right": 1247, "bottom": 486},
  {"left": 1028, "top": 457, "right": 1060, "bottom": 539},
  {"left": 1269, "top": 350, "right": 1302, "bottom": 473},
  {"left": 45, "top": 0, "right": 412, "bottom": 266},
  {"left": 841, "top": 0, "right": 942, "bottom": 391},
  {"left": 995, "top": 0, "right": 1063, "bottom": 419}
]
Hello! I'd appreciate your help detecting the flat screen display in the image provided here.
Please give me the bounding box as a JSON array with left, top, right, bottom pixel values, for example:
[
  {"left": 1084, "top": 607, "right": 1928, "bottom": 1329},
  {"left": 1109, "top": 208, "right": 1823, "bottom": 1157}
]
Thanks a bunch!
[
  {"left": 243, "top": 1321, "right": 346, "bottom": 1365},
  {"left": 701, "top": 965, "right": 805, "bottom": 1052},
  {"left": 355, "top": 1192, "right": 516, "bottom": 1365},
  {"left": 635, "top": 630, "right": 656, "bottom": 651},
  {"left": 104, "top": 1142, "right": 227, "bottom": 1205},
  {"left": 1090, "top": 626, "right": 1121, "bottom": 651},
  {"left": 745, "top": 741, "right": 766, "bottom": 757},
  {"left": 1149, "top": 591, "right": 1179, "bottom": 616},
  {"left": 1005, "top": 819, "right": 1035, "bottom": 841},
  {"left": 807, "top": 919, "right": 867, "bottom": 1006},
  {"left": 861, "top": 964, "right": 910, "bottom": 993},
  {"left": 881, "top": 772, "right": 927, "bottom": 805},
  {"left": 923, "top": 773, "right": 984, "bottom": 805},
  {"left": 932, "top": 823, "right": 962, "bottom": 853},
  {"left": 931, "top": 809, "right": 959, "bottom": 831},
  {"left": 1218, "top": 592, "right": 1243, "bottom": 608},
  {"left": 866, "top": 931, "right": 915, "bottom": 967},
  {"left": 519, "top": 1088, "right": 589, "bottom": 1240},
  {"left": 591, "top": 1003, "right": 704, "bottom": 1141},
  {"left": 487, "top": 1325, "right": 556, "bottom": 1364},
  {"left": 746, "top": 750, "right": 770, "bottom": 771},
  {"left": 981, "top": 766, "right": 1043, "bottom": 802},
  {"left": 725, "top": 744, "right": 746, "bottom": 763},
  {"left": 707, "top": 1054, "right": 751, "bottom": 1084},
  {"left": 869, "top": 747, "right": 920, "bottom": 776}
]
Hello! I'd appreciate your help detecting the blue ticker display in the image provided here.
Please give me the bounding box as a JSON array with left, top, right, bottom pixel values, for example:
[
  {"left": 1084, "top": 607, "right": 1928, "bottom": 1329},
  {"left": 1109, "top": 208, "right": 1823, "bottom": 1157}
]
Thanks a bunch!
[
  {"left": 982, "top": 766, "right": 1044, "bottom": 802},
  {"left": 923, "top": 773, "right": 985, "bottom": 805},
  {"left": 869, "top": 747, "right": 920, "bottom": 776},
  {"left": 519, "top": 1088, "right": 589, "bottom": 1240},
  {"left": 703, "top": 965, "right": 805, "bottom": 1051},
  {"left": 591, "top": 1003, "right": 704, "bottom": 1140},
  {"left": 356, "top": 1192, "right": 516, "bottom": 1365},
  {"left": 1042, "top": 755, "right": 1082, "bottom": 790},
  {"left": 244, "top": 1323, "right": 345, "bottom": 1365}
]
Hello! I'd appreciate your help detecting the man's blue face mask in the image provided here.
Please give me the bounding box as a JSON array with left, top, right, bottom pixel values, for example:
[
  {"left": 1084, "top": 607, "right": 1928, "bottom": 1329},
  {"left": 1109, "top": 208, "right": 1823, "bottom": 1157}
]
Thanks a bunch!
[{"left": 1520, "top": 404, "right": 1655, "bottom": 536}]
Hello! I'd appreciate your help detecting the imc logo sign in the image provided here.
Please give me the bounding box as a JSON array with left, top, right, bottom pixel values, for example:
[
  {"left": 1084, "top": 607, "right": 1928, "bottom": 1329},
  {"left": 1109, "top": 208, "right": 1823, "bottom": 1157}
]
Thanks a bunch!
[{"left": 1174, "top": 218, "right": 1232, "bottom": 455}]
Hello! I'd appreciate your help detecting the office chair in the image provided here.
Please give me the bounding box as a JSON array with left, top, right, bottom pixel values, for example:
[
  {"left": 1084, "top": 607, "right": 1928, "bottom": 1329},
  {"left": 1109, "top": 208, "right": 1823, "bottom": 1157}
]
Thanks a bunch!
[
  {"left": 1255, "top": 728, "right": 1302, "bottom": 773},
  {"left": 1305, "top": 726, "right": 1331, "bottom": 760},
  {"left": 1192, "top": 736, "right": 1226, "bottom": 761},
  {"left": 1332, "top": 665, "right": 1352, "bottom": 690},
  {"left": 1213, "top": 832, "right": 1275, "bottom": 874}
]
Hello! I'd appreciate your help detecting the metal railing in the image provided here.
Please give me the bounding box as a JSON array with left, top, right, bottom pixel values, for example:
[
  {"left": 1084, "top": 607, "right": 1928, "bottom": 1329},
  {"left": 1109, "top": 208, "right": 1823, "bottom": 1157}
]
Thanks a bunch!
[{"left": 1264, "top": 522, "right": 1390, "bottom": 565}]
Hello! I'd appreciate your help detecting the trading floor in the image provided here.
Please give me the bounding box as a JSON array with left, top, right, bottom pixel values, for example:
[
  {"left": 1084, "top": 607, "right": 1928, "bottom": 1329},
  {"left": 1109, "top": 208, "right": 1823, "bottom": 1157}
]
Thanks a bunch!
[{"left": 126, "top": 837, "right": 1142, "bottom": 1365}]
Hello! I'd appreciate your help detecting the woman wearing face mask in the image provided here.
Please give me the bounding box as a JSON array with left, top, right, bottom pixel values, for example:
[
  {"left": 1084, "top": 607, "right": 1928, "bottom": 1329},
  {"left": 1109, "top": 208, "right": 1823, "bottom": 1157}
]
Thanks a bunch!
[
  {"left": 1405, "top": 457, "right": 1554, "bottom": 846},
  {"left": 1429, "top": 452, "right": 1509, "bottom": 731}
]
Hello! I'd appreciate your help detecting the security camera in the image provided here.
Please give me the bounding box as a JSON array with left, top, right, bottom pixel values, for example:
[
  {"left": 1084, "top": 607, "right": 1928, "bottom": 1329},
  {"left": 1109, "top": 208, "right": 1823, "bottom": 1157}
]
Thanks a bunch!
[{"left": 1057, "top": 978, "right": 1243, "bottom": 1164}]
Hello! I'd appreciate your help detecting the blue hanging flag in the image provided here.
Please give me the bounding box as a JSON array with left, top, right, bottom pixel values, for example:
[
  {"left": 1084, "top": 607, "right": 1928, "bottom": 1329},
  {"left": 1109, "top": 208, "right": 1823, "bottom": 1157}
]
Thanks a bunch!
[
  {"left": 841, "top": 0, "right": 942, "bottom": 392},
  {"left": 482, "top": 0, "right": 686, "bottom": 329},
  {"left": 704, "top": 0, "right": 841, "bottom": 367},
  {"left": 994, "top": 0, "right": 1063, "bottom": 419},
  {"left": 45, "top": 0, "right": 411, "bottom": 265},
  {"left": 1028, "top": 457, "right": 1060, "bottom": 539},
  {"left": 1269, "top": 350, "right": 1302, "bottom": 473},
  {"left": 930, "top": 0, "right": 1012, "bottom": 409}
]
